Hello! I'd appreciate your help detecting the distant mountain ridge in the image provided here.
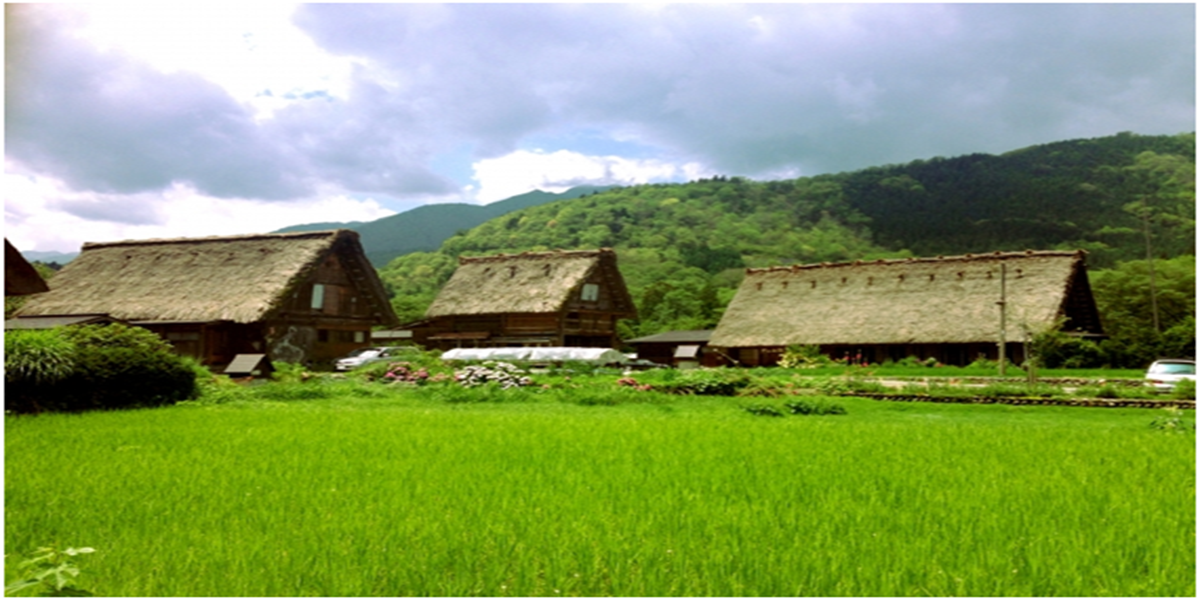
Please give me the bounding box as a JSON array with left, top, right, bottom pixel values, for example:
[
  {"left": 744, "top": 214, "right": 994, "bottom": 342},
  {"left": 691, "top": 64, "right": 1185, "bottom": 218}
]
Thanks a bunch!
[
  {"left": 21, "top": 250, "right": 79, "bottom": 265},
  {"left": 275, "top": 185, "right": 614, "bottom": 266},
  {"left": 376, "top": 131, "right": 1195, "bottom": 335}
]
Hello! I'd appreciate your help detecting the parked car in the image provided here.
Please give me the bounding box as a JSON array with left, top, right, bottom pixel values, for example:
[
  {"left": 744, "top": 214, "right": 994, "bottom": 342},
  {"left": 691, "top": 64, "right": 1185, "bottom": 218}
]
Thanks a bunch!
[
  {"left": 334, "top": 346, "right": 410, "bottom": 371},
  {"left": 1144, "top": 359, "right": 1196, "bottom": 393}
]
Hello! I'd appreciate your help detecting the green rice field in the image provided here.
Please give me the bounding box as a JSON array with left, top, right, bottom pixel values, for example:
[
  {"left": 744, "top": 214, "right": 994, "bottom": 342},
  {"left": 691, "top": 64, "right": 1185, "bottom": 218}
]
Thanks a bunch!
[{"left": 5, "top": 390, "right": 1195, "bottom": 596}]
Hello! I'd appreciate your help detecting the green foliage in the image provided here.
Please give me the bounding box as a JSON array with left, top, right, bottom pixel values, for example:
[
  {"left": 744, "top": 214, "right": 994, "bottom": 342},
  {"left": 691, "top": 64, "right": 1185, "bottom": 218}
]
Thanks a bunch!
[
  {"left": 1169, "top": 378, "right": 1195, "bottom": 400},
  {"left": 8, "top": 391, "right": 1192, "bottom": 596},
  {"left": 842, "top": 132, "right": 1194, "bottom": 266},
  {"left": 1150, "top": 407, "right": 1195, "bottom": 432},
  {"left": 6, "top": 324, "right": 198, "bottom": 414},
  {"left": 742, "top": 403, "right": 784, "bottom": 417},
  {"left": 1071, "top": 384, "right": 1153, "bottom": 400},
  {"left": 635, "top": 368, "right": 751, "bottom": 396},
  {"left": 270, "top": 361, "right": 311, "bottom": 383},
  {"left": 1089, "top": 255, "right": 1196, "bottom": 367},
  {"left": 1030, "top": 330, "right": 1107, "bottom": 369},
  {"left": 5, "top": 329, "right": 76, "bottom": 385},
  {"left": 784, "top": 399, "right": 848, "bottom": 415},
  {"left": 966, "top": 356, "right": 998, "bottom": 370},
  {"left": 778, "top": 345, "right": 834, "bottom": 369},
  {"left": 975, "top": 383, "right": 1065, "bottom": 399},
  {"left": 810, "top": 377, "right": 889, "bottom": 395},
  {"left": 5, "top": 546, "right": 95, "bottom": 597}
]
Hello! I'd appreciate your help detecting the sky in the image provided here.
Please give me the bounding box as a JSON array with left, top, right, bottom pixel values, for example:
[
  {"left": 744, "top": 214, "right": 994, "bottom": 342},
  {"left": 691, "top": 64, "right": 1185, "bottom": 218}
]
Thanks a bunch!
[{"left": 4, "top": 3, "right": 1195, "bottom": 254}]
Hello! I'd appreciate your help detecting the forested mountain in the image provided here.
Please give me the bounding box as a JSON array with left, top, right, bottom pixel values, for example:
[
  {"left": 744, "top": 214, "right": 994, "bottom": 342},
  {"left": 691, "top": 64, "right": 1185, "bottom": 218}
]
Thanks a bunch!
[
  {"left": 276, "top": 185, "right": 612, "bottom": 266},
  {"left": 378, "top": 132, "right": 1194, "bottom": 365}
]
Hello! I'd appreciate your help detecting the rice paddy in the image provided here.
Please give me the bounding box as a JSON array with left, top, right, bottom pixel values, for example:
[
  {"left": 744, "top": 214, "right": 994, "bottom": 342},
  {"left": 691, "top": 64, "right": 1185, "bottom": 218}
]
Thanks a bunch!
[{"left": 4, "top": 390, "right": 1195, "bottom": 596}]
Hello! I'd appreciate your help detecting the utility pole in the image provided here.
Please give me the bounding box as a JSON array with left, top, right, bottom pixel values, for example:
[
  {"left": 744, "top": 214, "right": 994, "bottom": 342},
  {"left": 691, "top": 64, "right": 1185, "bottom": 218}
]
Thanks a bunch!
[{"left": 997, "top": 262, "right": 1007, "bottom": 377}]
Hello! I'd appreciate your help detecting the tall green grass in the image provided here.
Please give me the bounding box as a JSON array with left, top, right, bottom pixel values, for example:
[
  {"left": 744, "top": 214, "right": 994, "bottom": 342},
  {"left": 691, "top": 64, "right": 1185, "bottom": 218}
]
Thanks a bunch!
[{"left": 5, "top": 395, "right": 1194, "bottom": 596}]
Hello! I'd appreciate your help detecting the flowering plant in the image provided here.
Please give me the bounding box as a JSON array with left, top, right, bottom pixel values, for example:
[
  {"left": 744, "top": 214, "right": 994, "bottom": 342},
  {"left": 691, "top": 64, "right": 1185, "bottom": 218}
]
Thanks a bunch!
[
  {"left": 616, "top": 377, "right": 653, "bottom": 391},
  {"left": 454, "top": 361, "right": 533, "bottom": 389},
  {"left": 382, "top": 362, "right": 430, "bottom": 385}
]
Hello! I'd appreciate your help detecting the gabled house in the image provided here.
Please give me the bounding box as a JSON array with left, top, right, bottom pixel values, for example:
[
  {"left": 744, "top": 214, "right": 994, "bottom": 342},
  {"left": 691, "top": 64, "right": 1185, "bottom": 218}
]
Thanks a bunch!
[
  {"left": 14, "top": 230, "right": 398, "bottom": 368},
  {"left": 412, "top": 248, "right": 636, "bottom": 350},
  {"left": 5, "top": 238, "right": 49, "bottom": 296},
  {"left": 708, "top": 250, "right": 1104, "bottom": 367}
]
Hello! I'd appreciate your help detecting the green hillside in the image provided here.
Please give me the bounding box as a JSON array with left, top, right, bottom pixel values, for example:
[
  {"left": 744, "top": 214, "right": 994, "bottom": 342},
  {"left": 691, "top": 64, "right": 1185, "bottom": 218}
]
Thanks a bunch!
[
  {"left": 276, "top": 185, "right": 612, "bottom": 266},
  {"left": 378, "top": 132, "right": 1194, "bottom": 366}
]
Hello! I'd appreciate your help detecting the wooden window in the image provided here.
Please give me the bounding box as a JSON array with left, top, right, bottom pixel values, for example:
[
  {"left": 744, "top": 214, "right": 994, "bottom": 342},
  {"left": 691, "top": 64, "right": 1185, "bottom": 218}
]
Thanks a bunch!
[
  {"left": 581, "top": 283, "right": 599, "bottom": 301},
  {"left": 311, "top": 284, "right": 326, "bottom": 310}
]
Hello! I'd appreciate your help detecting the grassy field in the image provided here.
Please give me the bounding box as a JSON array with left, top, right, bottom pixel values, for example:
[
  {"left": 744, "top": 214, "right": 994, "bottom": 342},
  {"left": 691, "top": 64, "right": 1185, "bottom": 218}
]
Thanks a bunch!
[{"left": 5, "top": 378, "right": 1194, "bottom": 597}]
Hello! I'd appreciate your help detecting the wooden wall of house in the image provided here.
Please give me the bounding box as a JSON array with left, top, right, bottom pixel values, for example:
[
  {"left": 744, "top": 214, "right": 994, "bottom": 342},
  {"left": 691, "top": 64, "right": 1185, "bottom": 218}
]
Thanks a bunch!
[
  {"left": 144, "top": 322, "right": 264, "bottom": 368},
  {"left": 415, "top": 310, "right": 623, "bottom": 351},
  {"left": 266, "top": 251, "right": 381, "bottom": 366}
]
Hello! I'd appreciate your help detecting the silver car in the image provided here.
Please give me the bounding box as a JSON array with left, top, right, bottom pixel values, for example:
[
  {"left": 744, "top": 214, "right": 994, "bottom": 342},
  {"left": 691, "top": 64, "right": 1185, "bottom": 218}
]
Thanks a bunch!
[
  {"left": 1144, "top": 359, "right": 1196, "bottom": 393},
  {"left": 334, "top": 347, "right": 388, "bottom": 371}
]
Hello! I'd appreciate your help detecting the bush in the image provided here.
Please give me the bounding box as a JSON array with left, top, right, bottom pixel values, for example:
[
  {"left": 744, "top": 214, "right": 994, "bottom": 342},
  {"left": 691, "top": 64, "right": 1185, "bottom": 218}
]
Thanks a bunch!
[
  {"left": 1032, "top": 330, "right": 1108, "bottom": 369},
  {"left": 810, "top": 377, "right": 888, "bottom": 395},
  {"left": 271, "top": 361, "right": 312, "bottom": 383},
  {"left": 975, "top": 382, "right": 1064, "bottom": 399},
  {"left": 743, "top": 403, "right": 784, "bottom": 417},
  {"left": 778, "top": 345, "right": 834, "bottom": 369},
  {"left": 6, "top": 324, "right": 198, "bottom": 413},
  {"left": 1169, "top": 378, "right": 1196, "bottom": 400},
  {"left": 784, "top": 399, "right": 847, "bottom": 415},
  {"left": 966, "top": 356, "right": 997, "bottom": 370},
  {"left": 454, "top": 361, "right": 534, "bottom": 389},
  {"left": 639, "top": 368, "right": 751, "bottom": 396},
  {"left": 4, "top": 329, "right": 76, "bottom": 385}
]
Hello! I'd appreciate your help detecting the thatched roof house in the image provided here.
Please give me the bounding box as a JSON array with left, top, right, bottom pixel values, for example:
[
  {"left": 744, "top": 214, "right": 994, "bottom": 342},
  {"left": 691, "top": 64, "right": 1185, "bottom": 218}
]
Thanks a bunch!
[
  {"left": 5, "top": 239, "right": 49, "bottom": 296},
  {"left": 709, "top": 250, "right": 1103, "bottom": 366},
  {"left": 414, "top": 248, "right": 636, "bottom": 350},
  {"left": 15, "top": 230, "right": 398, "bottom": 367}
]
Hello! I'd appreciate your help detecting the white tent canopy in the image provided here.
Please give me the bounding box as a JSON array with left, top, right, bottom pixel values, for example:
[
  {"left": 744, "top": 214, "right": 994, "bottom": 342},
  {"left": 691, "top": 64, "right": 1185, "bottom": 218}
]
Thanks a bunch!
[{"left": 441, "top": 347, "right": 628, "bottom": 364}]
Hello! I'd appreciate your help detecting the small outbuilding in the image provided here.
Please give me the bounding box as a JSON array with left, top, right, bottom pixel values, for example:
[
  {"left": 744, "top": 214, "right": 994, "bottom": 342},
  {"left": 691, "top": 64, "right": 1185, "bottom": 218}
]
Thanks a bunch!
[
  {"left": 624, "top": 330, "right": 717, "bottom": 367},
  {"left": 412, "top": 248, "right": 637, "bottom": 351},
  {"left": 708, "top": 250, "right": 1104, "bottom": 367},
  {"left": 13, "top": 230, "right": 398, "bottom": 369}
]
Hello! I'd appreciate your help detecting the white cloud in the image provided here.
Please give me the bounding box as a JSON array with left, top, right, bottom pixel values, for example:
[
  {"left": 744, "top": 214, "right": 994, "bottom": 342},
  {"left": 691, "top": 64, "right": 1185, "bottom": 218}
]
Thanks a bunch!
[
  {"left": 469, "top": 149, "right": 710, "bottom": 204},
  {"left": 3, "top": 168, "right": 394, "bottom": 253},
  {"left": 68, "top": 3, "right": 354, "bottom": 119}
]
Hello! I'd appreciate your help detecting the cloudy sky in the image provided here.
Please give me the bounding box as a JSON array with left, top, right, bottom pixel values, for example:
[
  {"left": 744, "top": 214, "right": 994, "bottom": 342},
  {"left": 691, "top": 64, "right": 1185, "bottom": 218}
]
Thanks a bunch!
[{"left": 5, "top": 3, "right": 1194, "bottom": 253}]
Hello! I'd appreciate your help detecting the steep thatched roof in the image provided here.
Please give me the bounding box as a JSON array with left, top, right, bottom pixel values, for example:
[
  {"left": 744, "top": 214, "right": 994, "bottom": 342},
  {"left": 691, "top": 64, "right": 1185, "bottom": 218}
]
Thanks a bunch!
[
  {"left": 425, "top": 248, "right": 635, "bottom": 317},
  {"left": 709, "top": 250, "right": 1101, "bottom": 348},
  {"left": 16, "top": 230, "right": 397, "bottom": 325},
  {"left": 5, "top": 239, "right": 49, "bottom": 296}
]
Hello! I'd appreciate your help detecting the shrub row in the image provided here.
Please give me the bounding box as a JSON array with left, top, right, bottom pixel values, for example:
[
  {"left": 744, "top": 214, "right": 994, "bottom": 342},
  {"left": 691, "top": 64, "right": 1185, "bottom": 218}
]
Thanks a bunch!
[{"left": 5, "top": 324, "right": 198, "bottom": 413}]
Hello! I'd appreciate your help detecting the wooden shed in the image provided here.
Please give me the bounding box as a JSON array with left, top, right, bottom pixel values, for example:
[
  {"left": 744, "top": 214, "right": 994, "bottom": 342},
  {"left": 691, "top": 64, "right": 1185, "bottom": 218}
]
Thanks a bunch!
[
  {"left": 5, "top": 239, "right": 49, "bottom": 296},
  {"left": 13, "top": 230, "right": 398, "bottom": 369},
  {"left": 625, "top": 330, "right": 716, "bottom": 367},
  {"left": 412, "top": 248, "right": 637, "bottom": 351},
  {"left": 708, "top": 250, "right": 1104, "bottom": 367}
]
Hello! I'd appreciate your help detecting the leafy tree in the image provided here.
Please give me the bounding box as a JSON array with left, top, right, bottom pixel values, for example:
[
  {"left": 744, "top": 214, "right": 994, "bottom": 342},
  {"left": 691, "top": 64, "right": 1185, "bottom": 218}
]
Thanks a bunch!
[{"left": 1090, "top": 255, "right": 1196, "bottom": 367}]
